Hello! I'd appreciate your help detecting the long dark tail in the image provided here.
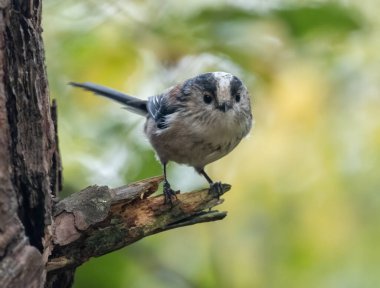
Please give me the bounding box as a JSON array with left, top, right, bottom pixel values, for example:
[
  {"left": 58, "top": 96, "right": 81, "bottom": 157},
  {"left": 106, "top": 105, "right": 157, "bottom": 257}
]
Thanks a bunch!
[{"left": 70, "top": 82, "right": 148, "bottom": 116}]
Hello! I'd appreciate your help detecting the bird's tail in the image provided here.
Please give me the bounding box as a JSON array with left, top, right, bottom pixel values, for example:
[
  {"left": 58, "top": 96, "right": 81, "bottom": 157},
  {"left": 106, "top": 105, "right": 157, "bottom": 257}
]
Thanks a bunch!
[{"left": 70, "top": 82, "right": 148, "bottom": 116}]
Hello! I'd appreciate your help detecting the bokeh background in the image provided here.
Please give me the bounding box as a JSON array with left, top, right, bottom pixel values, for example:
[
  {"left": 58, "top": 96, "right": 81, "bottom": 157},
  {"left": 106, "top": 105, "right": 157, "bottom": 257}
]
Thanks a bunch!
[{"left": 43, "top": 0, "right": 380, "bottom": 287}]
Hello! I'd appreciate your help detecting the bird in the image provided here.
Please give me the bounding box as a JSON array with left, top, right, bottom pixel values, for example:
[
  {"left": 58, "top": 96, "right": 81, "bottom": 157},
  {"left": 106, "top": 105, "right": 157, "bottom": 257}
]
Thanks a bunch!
[{"left": 70, "top": 72, "right": 253, "bottom": 204}]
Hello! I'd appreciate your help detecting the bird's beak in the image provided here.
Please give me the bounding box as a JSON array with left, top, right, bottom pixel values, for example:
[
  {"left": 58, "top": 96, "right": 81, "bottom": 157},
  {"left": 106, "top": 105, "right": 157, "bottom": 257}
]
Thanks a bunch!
[{"left": 217, "top": 101, "right": 232, "bottom": 112}]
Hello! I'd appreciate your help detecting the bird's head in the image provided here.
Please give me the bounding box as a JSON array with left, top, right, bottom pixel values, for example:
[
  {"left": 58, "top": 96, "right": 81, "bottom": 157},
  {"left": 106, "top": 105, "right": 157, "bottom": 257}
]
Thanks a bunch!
[{"left": 177, "top": 72, "right": 252, "bottom": 130}]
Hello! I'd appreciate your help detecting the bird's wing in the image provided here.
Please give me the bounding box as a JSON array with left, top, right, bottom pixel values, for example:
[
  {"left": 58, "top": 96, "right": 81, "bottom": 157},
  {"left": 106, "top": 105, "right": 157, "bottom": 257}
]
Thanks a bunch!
[{"left": 147, "top": 95, "right": 179, "bottom": 129}]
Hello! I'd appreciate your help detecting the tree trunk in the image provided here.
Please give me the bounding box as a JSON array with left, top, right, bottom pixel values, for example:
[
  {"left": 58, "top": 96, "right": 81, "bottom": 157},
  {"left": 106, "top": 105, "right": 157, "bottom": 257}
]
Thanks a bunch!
[
  {"left": 0, "top": 0, "right": 60, "bottom": 287},
  {"left": 0, "top": 2, "right": 229, "bottom": 287}
]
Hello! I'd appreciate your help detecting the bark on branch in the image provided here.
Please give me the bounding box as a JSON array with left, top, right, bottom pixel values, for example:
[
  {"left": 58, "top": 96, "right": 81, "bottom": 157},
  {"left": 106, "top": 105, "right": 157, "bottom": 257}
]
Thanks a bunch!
[{"left": 47, "top": 176, "right": 230, "bottom": 273}]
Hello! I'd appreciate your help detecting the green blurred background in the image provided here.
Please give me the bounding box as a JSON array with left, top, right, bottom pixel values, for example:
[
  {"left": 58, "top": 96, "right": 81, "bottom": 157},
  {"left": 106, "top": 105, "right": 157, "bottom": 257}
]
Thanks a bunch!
[{"left": 43, "top": 0, "right": 380, "bottom": 287}]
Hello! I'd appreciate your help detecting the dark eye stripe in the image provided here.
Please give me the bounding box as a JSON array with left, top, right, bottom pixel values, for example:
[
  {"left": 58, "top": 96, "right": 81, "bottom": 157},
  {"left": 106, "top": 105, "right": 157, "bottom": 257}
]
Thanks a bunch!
[
  {"left": 180, "top": 73, "right": 218, "bottom": 102},
  {"left": 230, "top": 76, "right": 243, "bottom": 99},
  {"left": 193, "top": 73, "right": 217, "bottom": 97}
]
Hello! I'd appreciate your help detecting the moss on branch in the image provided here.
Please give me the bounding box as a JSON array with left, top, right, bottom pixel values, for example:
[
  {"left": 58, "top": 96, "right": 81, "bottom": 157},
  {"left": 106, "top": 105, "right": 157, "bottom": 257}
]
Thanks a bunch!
[{"left": 47, "top": 176, "right": 230, "bottom": 273}]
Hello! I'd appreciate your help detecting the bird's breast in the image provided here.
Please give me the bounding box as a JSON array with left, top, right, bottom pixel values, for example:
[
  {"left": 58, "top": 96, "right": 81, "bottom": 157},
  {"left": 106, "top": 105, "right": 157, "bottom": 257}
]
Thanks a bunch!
[{"left": 145, "top": 112, "right": 247, "bottom": 168}]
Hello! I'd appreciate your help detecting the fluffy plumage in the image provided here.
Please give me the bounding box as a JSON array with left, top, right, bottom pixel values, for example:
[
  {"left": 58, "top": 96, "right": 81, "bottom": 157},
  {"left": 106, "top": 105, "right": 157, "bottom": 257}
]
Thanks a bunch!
[{"left": 71, "top": 72, "right": 253, "bottom": 203}]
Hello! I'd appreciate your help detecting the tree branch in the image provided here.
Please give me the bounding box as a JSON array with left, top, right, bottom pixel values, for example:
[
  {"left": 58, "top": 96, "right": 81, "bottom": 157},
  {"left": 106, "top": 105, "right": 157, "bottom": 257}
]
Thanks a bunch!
[{"left": 47, "top": 176, "right": 230, "bottom": 273}]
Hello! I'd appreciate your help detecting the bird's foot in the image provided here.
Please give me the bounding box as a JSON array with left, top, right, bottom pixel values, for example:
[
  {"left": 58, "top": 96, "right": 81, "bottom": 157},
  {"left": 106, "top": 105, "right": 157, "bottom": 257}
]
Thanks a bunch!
[
  {"left": 163, "top": 181, "right": 179, "bottom": 206},
  {"left": 209, "top": 182, "right": 231, "bottom": 198},
  {"left": 209, "top": 181, "right": 223, "bottom": 198}
]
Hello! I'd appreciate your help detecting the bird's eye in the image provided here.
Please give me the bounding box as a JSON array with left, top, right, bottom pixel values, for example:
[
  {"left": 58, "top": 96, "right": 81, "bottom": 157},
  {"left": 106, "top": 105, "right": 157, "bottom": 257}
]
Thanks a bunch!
[
  {"left": 203, "top": 94, "right": 213, "bottom": 104},
  {"left": 235, "top": 93, "right": 241, "bottom": 102}
]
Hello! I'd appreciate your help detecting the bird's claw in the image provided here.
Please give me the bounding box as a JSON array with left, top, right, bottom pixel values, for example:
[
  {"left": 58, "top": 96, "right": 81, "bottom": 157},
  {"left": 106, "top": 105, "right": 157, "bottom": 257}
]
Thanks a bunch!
[
  {"left": 209, "top": 181, "right": 225, "bottom": 198},
  {"left": 163, "top": 181, "right": 179, "bottom": 206}
]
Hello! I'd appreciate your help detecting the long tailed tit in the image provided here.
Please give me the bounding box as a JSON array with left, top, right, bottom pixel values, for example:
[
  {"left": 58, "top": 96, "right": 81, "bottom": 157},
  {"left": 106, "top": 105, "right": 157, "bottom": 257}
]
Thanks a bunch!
[{"left": 71, "top": 72, "right": 253, "bottom": 203}]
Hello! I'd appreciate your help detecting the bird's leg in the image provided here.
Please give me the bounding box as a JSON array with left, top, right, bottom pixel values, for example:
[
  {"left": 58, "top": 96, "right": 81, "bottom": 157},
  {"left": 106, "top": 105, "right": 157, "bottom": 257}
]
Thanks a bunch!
[
  {"left": 199, "top": 169, "right": 224, "bottom": 198},
  {"left": 163, "top": 163, "right": 178, "bottom": 205}
]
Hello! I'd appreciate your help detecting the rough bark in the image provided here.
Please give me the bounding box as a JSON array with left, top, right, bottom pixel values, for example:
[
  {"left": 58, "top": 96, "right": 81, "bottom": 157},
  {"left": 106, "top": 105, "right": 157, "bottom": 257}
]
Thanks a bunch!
[
  {"left": 47, "top": 176, "right": 228, "bottom": 272},
  {"left": 0, "top": 1, "right": 230, "bottom": 287},
  {"left": 45, "top": 178, "right": 229, "bottom": 288},
  {"left": 0, "top": 0, "right": 60, "bottom": 287}
]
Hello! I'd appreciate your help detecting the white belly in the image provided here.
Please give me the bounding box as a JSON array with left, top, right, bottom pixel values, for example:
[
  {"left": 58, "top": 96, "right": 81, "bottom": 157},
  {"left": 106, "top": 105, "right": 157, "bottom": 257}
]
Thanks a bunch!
[{"left": 145, "top": 113, "right": 246, "bottom": 169}]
